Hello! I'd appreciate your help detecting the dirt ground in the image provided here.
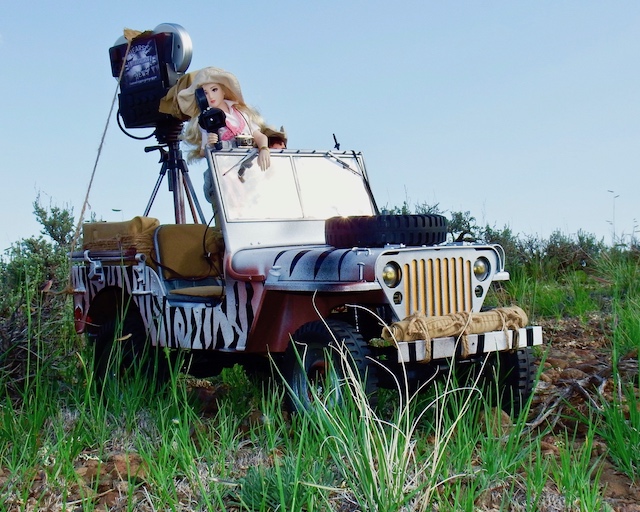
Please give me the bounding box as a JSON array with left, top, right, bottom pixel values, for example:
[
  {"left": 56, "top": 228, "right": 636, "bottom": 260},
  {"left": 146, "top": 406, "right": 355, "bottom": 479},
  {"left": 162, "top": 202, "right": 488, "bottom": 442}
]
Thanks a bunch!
[{"left": 530, "top": 315, "right": 640, "bottom": 511}]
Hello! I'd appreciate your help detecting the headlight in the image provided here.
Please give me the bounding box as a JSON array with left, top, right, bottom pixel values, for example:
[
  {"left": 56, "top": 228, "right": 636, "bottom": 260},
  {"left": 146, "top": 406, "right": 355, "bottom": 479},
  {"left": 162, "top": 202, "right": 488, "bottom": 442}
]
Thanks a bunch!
[
  {"left": 473, "top": 257, "right": 491, "bottom": 281},
  {"left": 382, "top": 262, "right": 402, "bottom": 288}
]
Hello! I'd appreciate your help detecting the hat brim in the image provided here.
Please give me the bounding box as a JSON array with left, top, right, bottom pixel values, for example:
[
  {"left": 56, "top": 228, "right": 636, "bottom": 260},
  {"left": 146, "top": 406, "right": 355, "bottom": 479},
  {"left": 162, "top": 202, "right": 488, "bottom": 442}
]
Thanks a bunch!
[
  {"left": 177, "top": 67, "right": 244, "bottom": 119},
  {"left": 262, "top": 125, "right": 287, "bottom": 145}
]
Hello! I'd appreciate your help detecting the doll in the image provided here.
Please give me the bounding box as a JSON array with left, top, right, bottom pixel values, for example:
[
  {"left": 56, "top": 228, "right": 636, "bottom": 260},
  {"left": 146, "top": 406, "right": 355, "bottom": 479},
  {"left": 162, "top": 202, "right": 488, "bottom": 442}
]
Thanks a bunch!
[{"left": 178, "top": 67, "right": 270, "bottom": 170}]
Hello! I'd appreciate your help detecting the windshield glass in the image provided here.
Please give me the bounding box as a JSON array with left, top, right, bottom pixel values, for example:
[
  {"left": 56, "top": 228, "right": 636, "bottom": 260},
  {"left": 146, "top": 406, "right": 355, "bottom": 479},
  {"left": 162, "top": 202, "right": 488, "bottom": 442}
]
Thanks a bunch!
[{"left": 213, "top": 151, "right": 375, "bottom": 222}]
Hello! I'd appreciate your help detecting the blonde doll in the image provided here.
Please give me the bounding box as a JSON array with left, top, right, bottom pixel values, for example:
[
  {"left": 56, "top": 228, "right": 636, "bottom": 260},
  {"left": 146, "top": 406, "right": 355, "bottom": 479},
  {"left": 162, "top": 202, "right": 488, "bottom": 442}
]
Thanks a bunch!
[{"left": 178, "top": 67, "right": 270, "bottom": 170}]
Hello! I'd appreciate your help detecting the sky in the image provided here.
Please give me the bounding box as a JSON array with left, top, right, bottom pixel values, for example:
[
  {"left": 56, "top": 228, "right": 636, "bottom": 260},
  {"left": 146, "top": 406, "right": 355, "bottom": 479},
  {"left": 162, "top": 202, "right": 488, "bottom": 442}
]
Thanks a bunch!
[{"left": 1, "top": 1, "right": 638, "bottom": 252}]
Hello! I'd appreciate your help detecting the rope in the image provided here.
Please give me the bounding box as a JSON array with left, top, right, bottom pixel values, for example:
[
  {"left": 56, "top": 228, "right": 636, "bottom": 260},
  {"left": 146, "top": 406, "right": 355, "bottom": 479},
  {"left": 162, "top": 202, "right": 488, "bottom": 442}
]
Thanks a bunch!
[
  {"left": 381, "top": 307, "right": 529, "bottom": 361},
  {"left": 64, "top": 35, "right": 135, "bottom": 293},
  {"left": 406, "top": 313, "right": 433, "bottom": 361}
]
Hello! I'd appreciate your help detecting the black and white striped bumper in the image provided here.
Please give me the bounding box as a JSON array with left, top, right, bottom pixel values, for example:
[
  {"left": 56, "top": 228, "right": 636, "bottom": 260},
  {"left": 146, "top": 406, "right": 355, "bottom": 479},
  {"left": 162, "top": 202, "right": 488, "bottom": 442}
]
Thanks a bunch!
[{"left": 396, "top": 326, "right": 543, "bottom": 363}]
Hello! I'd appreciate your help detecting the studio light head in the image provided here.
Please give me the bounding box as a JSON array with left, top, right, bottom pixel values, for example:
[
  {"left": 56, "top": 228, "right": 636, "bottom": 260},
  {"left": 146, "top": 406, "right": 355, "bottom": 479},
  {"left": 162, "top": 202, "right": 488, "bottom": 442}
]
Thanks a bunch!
[{"left": 109, "top": 23, "right": 192, "bottom": 129}]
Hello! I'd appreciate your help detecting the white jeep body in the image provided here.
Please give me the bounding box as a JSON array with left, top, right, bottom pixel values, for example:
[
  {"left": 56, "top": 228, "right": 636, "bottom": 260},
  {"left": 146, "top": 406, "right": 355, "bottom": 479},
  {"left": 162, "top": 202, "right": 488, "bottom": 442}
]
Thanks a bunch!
[{"left": 71, "top": 148, "right": 542, "bottom": 396}]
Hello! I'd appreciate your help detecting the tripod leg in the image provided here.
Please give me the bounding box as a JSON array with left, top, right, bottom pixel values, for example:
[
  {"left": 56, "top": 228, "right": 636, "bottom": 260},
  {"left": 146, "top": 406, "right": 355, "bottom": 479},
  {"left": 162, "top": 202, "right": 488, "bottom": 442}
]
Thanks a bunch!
[
  {"left": 171, "top": 169, "right": 186, "bottom": 224},
  {"left": 144, "top": 165, "right": 167, "bottom": 217},
  {"left": 183, "top": 181, "right": 200, "bottom": 223},
  {"left": 181, "top": 166, "right": 207, "bottom": 224}
]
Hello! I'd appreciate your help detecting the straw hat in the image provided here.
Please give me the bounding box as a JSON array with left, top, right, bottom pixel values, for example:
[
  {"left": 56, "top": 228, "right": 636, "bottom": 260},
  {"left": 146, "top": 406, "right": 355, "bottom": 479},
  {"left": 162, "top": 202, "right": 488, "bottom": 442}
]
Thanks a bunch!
[{"left": 177, "top": 67, "right": 244, "bottom": 119}]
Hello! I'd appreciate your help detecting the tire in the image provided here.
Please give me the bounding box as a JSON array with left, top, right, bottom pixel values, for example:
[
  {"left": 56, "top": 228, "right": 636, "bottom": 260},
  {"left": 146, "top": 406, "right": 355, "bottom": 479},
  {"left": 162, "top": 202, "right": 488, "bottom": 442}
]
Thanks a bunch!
[
  {"left": 93, "top": 306, "right": 169, "bottom": 390},
  {"left": 282, "top": 320, "right": 378, "bottom": 412},
  {"left": 495, "top": 347, "right": 536, "bottom": 417},
  {"left": 455, "top": 347, "right": 535, "bottom": 418},
  {"left": 325, "top": 214, "right": 448, "bottom": 248}
]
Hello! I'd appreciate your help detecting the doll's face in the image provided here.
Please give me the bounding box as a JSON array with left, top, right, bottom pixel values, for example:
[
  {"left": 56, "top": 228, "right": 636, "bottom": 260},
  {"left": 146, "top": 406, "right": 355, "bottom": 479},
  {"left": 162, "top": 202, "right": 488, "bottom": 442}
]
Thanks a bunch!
[{"left": 201, "top": 82, "right": 226, "bottom": 109}]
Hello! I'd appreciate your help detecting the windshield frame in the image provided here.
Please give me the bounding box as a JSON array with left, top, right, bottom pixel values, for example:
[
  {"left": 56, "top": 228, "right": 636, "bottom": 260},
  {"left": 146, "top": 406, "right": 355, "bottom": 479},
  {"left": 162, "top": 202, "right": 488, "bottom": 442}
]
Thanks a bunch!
[{"left": 204, "top": 149, "right": 378, "bottom": 252}]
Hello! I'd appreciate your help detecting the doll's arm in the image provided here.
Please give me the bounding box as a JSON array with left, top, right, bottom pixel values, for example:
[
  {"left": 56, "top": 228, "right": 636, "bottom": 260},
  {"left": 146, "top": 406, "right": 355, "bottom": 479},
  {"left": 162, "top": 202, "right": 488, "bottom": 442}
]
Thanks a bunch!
[
  {"left": 199, "top": 132, "right": 219, "bottom": 157},
  {"left": 253, "top": 130, "right": 270, "bottom": 171}
]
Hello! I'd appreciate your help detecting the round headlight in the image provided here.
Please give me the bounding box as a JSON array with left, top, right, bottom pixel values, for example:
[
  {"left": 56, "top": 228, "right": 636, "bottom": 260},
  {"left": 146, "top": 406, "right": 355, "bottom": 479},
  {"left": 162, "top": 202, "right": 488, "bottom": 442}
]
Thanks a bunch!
[
  {"left": 382, "top": 262, "right": 402, "bottom": 288},
  {"left": 473, "top": 257, "right": 491, "bottom": 281}
]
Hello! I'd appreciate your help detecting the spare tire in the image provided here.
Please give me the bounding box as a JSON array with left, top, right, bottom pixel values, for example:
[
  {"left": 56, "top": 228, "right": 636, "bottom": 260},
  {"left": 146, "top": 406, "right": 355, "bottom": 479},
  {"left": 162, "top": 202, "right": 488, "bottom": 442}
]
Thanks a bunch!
[{"left": 325, "top": 214, "right": 448, "bottom": 248}]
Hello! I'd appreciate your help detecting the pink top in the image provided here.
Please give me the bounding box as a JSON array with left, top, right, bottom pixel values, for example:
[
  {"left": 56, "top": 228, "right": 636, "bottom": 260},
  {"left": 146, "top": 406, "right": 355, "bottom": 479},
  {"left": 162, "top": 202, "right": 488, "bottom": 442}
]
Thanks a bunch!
[{"left": 200, "top": 100, "right": 259, "bottom": 148}]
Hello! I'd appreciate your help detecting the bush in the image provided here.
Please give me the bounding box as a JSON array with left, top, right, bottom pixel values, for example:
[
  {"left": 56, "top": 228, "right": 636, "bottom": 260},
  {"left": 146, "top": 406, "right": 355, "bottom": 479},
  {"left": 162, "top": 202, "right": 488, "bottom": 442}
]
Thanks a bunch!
[
  {"left": 0, "top": 197, "right": 78, "bottom": 396},
  {"left": 545, "top": 230, "right": 604, "bottom": 276}
]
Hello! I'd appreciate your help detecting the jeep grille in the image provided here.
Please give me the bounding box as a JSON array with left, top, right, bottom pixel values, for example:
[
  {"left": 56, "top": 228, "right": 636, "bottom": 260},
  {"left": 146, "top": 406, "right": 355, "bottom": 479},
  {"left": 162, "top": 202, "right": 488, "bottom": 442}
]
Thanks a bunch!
[{"left": 402, "top": 257, "right": 472, "bottom": 317}]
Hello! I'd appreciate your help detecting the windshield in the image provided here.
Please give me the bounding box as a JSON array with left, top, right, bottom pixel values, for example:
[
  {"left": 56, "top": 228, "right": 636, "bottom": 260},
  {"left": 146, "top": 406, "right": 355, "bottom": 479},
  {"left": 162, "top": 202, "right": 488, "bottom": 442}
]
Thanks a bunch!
[{"left": 212, "top": 151, "right": 376, "bottom": 222}]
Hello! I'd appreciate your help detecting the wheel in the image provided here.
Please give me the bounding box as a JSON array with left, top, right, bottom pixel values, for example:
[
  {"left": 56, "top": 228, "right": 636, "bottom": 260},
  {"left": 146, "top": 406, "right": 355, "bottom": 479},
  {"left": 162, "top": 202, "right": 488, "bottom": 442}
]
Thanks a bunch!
[
  {"left": 93, "top": 305, "right": 169, "bottom": 390},
  {"left": 495, "top": 347, "right": 536, "bottom": 417},
  {"left": 454, "top": 347, "right": 535, "bottom": 417},
  {"left": 282, "top": 320, "right": 378, "bottom": 412},
  {"left": 325, "top": 214, "right": 448, "bottom": 248}
]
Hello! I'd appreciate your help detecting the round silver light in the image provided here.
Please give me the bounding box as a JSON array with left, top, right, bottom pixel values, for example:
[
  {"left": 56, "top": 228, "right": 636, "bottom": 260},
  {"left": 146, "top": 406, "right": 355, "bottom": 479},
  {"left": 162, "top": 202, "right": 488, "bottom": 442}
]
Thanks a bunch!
[
  {"left": 473, "top": 257, "right": 491, "bottom": 281},
  {"left": 382, "top": 262, "right": 402, "bottom": 288},
  {"left": 154, "top": 23, "right": 193, "bottom": 72}
]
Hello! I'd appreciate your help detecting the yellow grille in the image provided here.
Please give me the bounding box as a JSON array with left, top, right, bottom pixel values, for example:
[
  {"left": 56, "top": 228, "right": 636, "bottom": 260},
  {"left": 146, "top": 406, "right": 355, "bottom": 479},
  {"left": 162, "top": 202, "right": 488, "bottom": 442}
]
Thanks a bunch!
[{"left": 402, "top": 257, "right": 472, "bottom": 317}]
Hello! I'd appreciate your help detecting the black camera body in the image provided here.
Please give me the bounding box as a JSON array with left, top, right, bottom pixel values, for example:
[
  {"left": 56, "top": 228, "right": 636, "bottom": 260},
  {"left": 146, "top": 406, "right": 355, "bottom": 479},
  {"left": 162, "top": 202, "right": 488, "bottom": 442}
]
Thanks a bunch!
[
  {"left": 109, "top": 24, "right": 192, "bottom": 129},
  {"left": 198, "top": 107, "right": 227, "bottom": 135},
  {"left": 195, "top": 88, "right": 227, "bottom": 134},
  {"left": 194, "top": 87, "right": 226, "bottom": 150}
]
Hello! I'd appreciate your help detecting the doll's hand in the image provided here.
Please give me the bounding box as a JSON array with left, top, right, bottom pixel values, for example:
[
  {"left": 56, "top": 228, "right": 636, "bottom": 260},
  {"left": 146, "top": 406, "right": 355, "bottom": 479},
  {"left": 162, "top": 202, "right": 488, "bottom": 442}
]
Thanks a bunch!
[
  {"left": 206, "top": 133, "right": 219, "bottom": 145},
  {"left": 257, "top": 147, "right": 270, "bottom": 171}
]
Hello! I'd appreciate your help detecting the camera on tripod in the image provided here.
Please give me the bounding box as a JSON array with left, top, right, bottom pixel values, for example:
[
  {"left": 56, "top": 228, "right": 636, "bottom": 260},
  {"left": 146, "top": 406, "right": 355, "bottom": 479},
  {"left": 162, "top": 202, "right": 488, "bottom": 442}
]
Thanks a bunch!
[
  {"left": 108, "top": 24, "right": 207, "bottom": 224},
  {"left": 108, "top": 23, "right": 192, "bottom": 129}
]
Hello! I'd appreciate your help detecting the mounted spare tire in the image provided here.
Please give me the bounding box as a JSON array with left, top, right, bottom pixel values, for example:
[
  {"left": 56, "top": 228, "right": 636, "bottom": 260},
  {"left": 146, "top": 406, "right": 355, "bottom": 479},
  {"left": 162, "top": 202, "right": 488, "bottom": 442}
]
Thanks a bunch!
[{"left": 325, "top": 214, "right": 448, "bottom": 248}]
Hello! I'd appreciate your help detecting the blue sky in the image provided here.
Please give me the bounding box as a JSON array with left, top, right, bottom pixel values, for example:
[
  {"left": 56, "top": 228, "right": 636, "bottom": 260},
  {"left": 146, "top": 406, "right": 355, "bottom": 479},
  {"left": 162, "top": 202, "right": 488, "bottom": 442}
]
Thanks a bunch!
[{"left": 1, "top": 1, "right": 638, "bottom": 251}]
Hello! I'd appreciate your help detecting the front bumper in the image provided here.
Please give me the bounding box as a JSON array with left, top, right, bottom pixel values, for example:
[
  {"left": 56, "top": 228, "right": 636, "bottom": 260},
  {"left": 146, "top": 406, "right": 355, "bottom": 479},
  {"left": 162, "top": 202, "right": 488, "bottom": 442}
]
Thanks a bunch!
[{"left": 396, "top": 325, "right": 543, "bottom": 363}]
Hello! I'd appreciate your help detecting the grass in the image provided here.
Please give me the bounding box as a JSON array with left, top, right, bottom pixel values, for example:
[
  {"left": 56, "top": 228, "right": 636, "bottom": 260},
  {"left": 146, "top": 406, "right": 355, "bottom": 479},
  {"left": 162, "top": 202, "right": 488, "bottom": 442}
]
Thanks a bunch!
[
  {"left": 0, "top": 334, "right": 616, "bottom": 511},
  {"left": 2, "top": 233, "right": 640, "bottom": 510},
  {"left": 493, "top": 269, "right": 606, "bottom": 323},
  {"left": 595, "top": 380, "right": 640, "bottom": 482},
  {"left": 0, "top": 347, "right": 621, "bottom": 511},
  {"left": 550, "top": 423, "right": 605, "bottom": 511}
]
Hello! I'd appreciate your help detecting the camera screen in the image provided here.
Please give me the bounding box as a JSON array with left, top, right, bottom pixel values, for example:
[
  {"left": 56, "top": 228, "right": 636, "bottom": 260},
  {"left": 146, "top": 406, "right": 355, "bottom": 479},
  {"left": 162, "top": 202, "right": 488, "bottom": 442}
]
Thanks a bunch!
[{"left": 121, "top": 37, "right": 161, "bottom": 89}]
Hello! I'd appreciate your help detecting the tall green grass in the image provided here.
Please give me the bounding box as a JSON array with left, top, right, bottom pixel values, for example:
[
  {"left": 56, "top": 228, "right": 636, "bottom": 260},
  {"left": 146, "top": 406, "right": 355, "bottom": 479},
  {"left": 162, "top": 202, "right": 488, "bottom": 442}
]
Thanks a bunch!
[
  {"left": 0, "top": 314, "right": 618, "bottom": 510},
  {"left": 594, "top": 379, "right": 640, "bottom": 483},
  {"left": 551, "top": 423, "right": 605, "bottom": 511},
  {"left": 4, "top": 202, "right": 639, "bottom": 509}
]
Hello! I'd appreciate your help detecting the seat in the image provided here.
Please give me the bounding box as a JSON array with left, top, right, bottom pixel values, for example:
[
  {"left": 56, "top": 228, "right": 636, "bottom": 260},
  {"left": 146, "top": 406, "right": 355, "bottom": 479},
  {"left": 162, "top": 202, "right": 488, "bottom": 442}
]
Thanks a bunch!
[
  {"left": 153, "top": 224, "right": 225, "bottom": 301},
  {"left": 82, "top": 216, "right": 160, "bottom": 262}
]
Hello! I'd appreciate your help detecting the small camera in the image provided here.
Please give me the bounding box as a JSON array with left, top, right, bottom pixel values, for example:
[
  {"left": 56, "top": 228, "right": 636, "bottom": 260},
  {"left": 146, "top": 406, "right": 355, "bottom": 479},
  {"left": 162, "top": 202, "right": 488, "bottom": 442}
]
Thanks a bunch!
[
  {"left": 198, "top": 107, "right": 226, "bottom": 135},
  {"left": 194, "top": 87, "right": 226, "bottom": 151},
  {"left": 195, "top": 88, "right": 226, "bottom": 134}
]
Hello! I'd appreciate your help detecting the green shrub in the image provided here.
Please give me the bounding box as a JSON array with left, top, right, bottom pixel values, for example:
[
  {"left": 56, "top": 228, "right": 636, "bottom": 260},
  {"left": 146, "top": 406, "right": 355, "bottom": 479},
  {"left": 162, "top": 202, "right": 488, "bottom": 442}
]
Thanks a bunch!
[{"left": 0, "top": 197, "right": 78, "bottom": 396}]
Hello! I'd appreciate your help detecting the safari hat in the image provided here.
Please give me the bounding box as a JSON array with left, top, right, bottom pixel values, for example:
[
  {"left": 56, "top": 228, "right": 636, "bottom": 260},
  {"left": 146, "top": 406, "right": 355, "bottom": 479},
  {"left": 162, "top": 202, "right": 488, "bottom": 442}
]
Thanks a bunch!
[
  {"left": 177, "top": 67, "right": 244, "bottom": 118},
  {"left": 262, "top": 125, "right": 288, "bottom": 146}
]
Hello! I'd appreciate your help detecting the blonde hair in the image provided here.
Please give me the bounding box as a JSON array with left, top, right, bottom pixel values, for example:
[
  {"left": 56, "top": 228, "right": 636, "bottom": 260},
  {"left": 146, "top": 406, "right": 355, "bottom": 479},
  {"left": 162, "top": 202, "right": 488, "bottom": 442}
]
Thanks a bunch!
[{"left": 180, "top": 82, "right": 264, "bottom": 161}]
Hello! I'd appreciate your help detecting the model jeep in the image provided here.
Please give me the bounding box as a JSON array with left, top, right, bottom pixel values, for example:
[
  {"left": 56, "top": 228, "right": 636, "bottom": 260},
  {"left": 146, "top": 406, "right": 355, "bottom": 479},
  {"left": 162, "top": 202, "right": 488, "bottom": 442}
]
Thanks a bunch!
[
  {"left": 70, "top": 24, "right": 543, "bottom": 414},
  {"left": 71, "top": 145, "right": 543, "bottom": 412}
]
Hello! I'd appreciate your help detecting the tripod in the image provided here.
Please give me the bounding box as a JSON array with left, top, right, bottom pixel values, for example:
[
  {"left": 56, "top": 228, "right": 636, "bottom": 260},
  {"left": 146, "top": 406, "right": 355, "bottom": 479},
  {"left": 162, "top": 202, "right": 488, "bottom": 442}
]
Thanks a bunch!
[{"left": 144, "top": 118, "right": 206, "bottom": 224}]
